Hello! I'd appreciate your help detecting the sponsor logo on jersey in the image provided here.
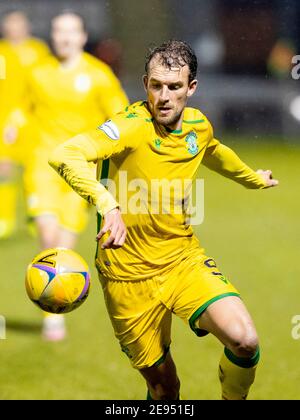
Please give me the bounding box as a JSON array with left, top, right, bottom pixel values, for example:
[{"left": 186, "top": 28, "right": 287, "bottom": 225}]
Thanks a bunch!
[
  {"left": 98, "top": 120, "right": 120, "bottom": 140},
  {"left": 74, "top": 74, "right": 91, "bottom": 92},
  {"left": 185, "top": 131, "right": 199, "bottom": 155}
]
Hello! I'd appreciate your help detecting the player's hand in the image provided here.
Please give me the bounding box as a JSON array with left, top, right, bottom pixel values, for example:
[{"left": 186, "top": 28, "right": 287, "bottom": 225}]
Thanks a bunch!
[
  {"left": 256, "top": 169, "right": 279, "bottom": 188},
  {"left": 96, "top": 208, "right": 127, "bottom": 249}
]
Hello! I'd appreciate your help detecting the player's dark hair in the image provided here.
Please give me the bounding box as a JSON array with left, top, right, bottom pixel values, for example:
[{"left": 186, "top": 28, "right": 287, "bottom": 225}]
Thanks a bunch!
[
  {"left": 1, "top": 9, "right": 28, "bottom": 23},
  {"left": 145, "top": 40, "right": 198, "bottom": 83},
  {"left": 52, "top": 9, "right": 87, "bottom": 33}
]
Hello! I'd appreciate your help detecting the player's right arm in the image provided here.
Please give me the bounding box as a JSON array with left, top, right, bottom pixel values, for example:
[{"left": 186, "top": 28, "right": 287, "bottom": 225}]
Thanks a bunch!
[{"left": 49, "top": 117, "right": 139, "bottom": 248}]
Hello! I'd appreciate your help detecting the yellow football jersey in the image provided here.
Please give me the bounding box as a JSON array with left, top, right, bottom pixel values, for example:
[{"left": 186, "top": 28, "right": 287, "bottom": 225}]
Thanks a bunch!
[
  {"left": 50, "top": 101, "right": 267, "bottom": 281},
  {"left": 0, "top": 37, "right": 49, "bottom": 160},
  {"left": 0, "top": 38, "right": 49, "bottom": 119},
  {"left": 27, "top": 52, "right": 129, "bottom": 151}
]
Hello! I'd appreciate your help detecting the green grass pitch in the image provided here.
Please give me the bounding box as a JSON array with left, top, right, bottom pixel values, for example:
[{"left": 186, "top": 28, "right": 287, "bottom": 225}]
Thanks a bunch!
[{"left": 0, "top": 139, "right": 299, "bottom": 400}]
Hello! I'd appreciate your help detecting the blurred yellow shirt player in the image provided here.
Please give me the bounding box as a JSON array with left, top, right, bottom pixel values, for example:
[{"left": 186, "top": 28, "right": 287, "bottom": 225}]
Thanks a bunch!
[
  {"left": 25, "top": 51, "right": 128, "bottom": 235},
  {"left": 0, "top": 11, "right": 49, "bottom": 238},
  {"left": 24, "top": 11, "right": 128, "bottom": 341}
]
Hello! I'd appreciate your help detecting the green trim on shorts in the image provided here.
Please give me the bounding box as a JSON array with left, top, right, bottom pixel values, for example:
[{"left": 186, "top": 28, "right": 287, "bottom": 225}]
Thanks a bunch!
[
  {"left": 189, "top": 292, "right": 241, "bottom": 337},
  {"left": 151, "top": 346, "right": 170, "bottom": 367},
  {"left": 224, "top": 347, "right": 260, "bottom": 368},
  {"left": 146, "top": 390, "right": 153, "bottom": 400}
]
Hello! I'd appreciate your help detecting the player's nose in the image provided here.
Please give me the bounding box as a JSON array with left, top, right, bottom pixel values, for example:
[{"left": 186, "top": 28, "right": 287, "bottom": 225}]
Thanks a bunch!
[{"left": 159, "top": 86, "right": 170, "bottom": 102}]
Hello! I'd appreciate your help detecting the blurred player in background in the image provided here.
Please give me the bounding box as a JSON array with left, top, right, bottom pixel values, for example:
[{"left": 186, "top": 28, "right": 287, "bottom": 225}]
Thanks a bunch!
[
  {"left": 24, "top": 11, "right": 128, "bottom": 341},
  {"left": 50, "top": 40, "right": 278, "bottom": 399},
  {"left": 0, "top": 10, "right": 49, "bottom": 239}
]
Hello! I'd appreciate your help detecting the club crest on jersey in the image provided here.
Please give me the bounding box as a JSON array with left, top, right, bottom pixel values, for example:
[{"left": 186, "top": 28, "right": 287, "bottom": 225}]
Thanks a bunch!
[
  {"left": 185, "top": 131, "right": 199, "bottom": 155},
  {"left": 98, "top": 120, "right": 120, "bottom": 140}
]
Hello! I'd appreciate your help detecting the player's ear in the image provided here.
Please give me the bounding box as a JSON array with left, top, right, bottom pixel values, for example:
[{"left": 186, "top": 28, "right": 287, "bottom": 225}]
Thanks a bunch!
[
  {"left": 142, "top": 75, "right": 148, "bottom": 92},
  {"left": 187, "top": 79, "right": 198, "bottom": 98},
  {"left": 82, "top": 31, "right": 88, "bottom": 47}
]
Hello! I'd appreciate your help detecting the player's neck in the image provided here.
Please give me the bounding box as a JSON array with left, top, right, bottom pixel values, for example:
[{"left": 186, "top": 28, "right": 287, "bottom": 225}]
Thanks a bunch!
[
  {"left": 59, "top": 52, "right": 82, "bottom": 70},
  {"left": 8, "top": 37, "right": 28, "bottom": 46},
  {"left": 164, "top": 113, "right": 184, "bottom": 133}
]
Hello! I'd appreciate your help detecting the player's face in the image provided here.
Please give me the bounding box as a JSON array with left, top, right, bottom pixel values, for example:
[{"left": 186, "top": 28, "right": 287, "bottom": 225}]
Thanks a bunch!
[
  {"left": 1, "top": 12, "right": 30, "bottom": 43},
  {"left": 143, "top": 59, "right": 197, "bottom": 130},
  {"left": 51, "top": 14, "right": 87, "bottom": 60}
]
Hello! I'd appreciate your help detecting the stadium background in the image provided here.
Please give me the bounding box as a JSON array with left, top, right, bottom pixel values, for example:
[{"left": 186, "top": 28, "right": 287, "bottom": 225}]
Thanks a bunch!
[{"left": 0, "top": 0, "right": 299, "bottom": 400}]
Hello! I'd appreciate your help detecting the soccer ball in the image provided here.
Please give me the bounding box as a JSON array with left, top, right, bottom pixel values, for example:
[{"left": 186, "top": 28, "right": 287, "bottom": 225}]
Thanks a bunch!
[{"left": 25, "top": 248, "right": 91, "bottom": 314}]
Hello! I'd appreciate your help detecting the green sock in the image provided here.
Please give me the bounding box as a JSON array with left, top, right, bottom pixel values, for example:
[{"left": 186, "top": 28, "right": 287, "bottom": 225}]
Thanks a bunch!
[{"left": 146, "top": 390, "right": 152, "bottom": 400}]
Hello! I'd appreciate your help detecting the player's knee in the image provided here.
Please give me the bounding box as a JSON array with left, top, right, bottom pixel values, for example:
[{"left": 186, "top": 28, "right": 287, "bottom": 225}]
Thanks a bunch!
[
  {"left": 229, "top": 331, "right": 259, "bottom": 358},
  {"left": 39, "top": 235, "right": 58, "bottom": 250},
  {"left": 35, "top": 217, "right": 59, "bottom": 248},
  {"left": 149, "top": 378, "right": 180, "bottom": 400}
]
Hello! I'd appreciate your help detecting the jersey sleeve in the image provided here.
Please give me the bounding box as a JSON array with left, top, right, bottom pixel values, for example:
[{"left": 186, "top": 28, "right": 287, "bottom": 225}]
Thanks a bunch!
[
  {"left": 49, "top": 115, "right": 141, "bottom": 216},
  {"left": 202, "top": 123, "right": 267, "bottom": 189}
]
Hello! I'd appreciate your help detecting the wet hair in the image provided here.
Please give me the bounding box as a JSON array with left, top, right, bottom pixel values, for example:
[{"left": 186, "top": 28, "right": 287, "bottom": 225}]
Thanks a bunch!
[
  {"left": 52, "top": 9, "right": 87, "bottom": 33},
  {"left": 145, "top": 40, "right": 198, "bottom": 83}
]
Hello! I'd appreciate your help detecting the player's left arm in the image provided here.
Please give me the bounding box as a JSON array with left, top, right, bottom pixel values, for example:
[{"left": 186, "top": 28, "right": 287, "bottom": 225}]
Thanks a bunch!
[{"left": 202, "top": 137, "right": 279, "bottom": 189}]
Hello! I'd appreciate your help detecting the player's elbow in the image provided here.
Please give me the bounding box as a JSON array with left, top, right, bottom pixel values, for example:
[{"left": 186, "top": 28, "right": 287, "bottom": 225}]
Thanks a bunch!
[{"left": 48, "top": 144, "right": 66, "bottom": 172}]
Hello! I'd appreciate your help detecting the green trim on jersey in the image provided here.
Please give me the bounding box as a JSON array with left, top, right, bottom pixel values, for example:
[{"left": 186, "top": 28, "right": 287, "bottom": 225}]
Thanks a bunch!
[
  {"left": 189, "top": 292, "right": 241, "bottom": 336},
  {"left": 183, "top": 118, "right": 206, "bottom": 124},
  {"left": 224, "top": 347, "right": 260, "bottom": 368},
  {"left": 165, "top": 127, "right": 183, "bottom": 135},
  {"left": 95, "top": 159, "right": 110, "bottom": 258},
  {"left": 126, "top": 112, "right": 138, "bottom": 118}
]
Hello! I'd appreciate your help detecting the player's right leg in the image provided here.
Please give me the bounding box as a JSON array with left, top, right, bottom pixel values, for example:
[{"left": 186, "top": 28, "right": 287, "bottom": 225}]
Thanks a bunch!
[
  {"left": 140, "top": 352, "right": 180, "bottom": 400},
  {"left": 35, "top": 215, "right": 60, "bottom": 249},
  {"left": 0, "top": 159, "right": 18, "bottom": 239},
  {"left": 98, "top": 273, "right": 179, "bottom": 400}
]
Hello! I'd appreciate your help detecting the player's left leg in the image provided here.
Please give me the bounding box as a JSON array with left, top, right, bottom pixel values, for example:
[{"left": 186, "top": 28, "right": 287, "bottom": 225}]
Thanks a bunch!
[
  {"left": 168, "top": 251, "right": 258, "bottom": 400},
  {"left": 195, "top": 296, "right": 259, "bottom": 400}
]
